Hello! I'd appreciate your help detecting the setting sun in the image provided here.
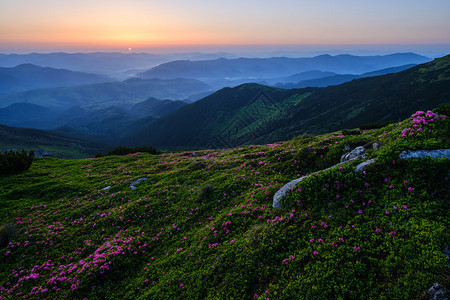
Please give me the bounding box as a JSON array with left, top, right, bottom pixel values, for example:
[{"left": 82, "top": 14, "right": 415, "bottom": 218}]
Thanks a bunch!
[{"left": 0, "top": 0, "right": 449, "bottom": 52}]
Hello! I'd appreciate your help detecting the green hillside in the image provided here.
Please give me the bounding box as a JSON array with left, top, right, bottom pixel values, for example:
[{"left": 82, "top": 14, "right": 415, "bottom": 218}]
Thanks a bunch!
[
  {"left": 0, "top": 108, "right": 448, "bottom": 299},
  {"left": 125, "top": 55, "right": 450, "bottom": 149},
  {"left": 0, "top": 125, "right": 110, "bottom": 159}
]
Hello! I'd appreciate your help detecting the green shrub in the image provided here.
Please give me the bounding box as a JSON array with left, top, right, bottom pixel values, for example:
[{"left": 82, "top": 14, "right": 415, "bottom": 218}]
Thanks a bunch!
[
  {"left": 96, "top": 145, "right": 161, "bottom": 157},
  {"left": 195, "top": 183, "right": 215, "bottom": 202},
  {"left": 341, "top": 129, "right": 361, "bottom": 136},
  {"left": 0, "top": 149, "right": 34, "bottom": 175},
  {"left": 0, "top": 223, "right": 22, "bottom": 248}
]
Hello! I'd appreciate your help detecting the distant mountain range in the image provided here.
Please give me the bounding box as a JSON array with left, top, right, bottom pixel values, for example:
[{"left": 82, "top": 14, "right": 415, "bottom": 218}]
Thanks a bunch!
[
  {"left": 0, "top": 52, "right": 239, "bottom": 79},
  {"left": 0, "top": 64, "right": 111, "bottom": 95},
  {"left": 123, "top": 54, "right": 450, "bottom": 149},
  {"left": 274, "top": 64, "right": 417, "bottom": 89},
  {"left": 137, "top": 53, "right": 430, "bottom": 88},
  {"left": 1, "top": 52, "right": 446, "bottom": 152},
  {"left": 0, "top": 77, "right": 211, "bottom": 109},
  {"left": 0, "top": 97, "right": 187, "bottom": 144}
]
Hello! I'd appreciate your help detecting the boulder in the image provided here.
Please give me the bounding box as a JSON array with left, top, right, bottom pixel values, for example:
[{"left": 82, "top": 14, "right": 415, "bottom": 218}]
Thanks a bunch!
[
  {"left": 427, "top": 283, "right": 447, "bottom": 300},
  {"left": 130, "top": 177, "right": 148, "bottom": 190},
  {"left": 273, "top": 176, "right": 309, "bottom": 208},
  {"left": 399, "top": 149, "right": 450, "bottom": 160},
  {"left": 372, "top": 143, "right": 380, "bottom": 151},
  {"left": 341, "top": 146, "right": 366, "bottom": 162},
  {"left": 354, "top": 159, "right": 376, "bottom": 173}
]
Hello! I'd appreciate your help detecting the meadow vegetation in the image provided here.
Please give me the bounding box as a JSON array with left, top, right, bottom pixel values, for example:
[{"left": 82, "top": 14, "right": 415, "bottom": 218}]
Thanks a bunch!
[{"left": 0, "top": 108, "right": 448, "bottom": 299}]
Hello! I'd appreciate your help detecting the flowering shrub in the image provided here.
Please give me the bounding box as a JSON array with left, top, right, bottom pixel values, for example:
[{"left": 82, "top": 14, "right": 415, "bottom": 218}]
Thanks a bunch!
[
  {"left": 0, "top": 109, "right": 448, "bottom": 299},
  {"left": 401, "top": 110, "right": 446, "bottom": 137}
]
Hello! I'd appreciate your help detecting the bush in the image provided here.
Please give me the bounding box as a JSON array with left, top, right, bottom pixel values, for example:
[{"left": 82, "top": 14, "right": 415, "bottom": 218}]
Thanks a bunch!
[
  {"left": 195, "top": 183, "right": 215, "bottom": 202},
  {"left": 96, "top": 145, "right": 161, "bottom": 157},
  {"left": 341, "top": 129, "right": 361, "bottom": 136},
  {"left": 433, "top": 103, "right": 450, "bottom": 116},
  {"left": 0, "top": 223, "right": 22, "bottom": 248},
  {"left": 0, "top": 149, "right": 34, "bottom": 175}
]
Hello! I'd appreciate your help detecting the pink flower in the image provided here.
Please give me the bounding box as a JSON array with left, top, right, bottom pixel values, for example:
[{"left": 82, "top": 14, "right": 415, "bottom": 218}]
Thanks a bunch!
[
  {"left": 313, "top": 251, "right": 319, "bottom": 255},
  {"left": 385, "top": 210, "right": 390, "bottom": 215},
  {"left": 230, "top": 240, "right": 234, "bottom": 244},
  {"left": 375, "top": 228, "right": 381, "bottom": 232}
]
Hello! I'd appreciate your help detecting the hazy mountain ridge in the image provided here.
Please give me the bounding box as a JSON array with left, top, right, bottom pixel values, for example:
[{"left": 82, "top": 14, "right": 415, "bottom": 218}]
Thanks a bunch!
[
  {"left": 0, "top": 77, "right": 211, "bottom": 109},
  {"left": 0, "top": 97, "right": 188, "bottom": 144},
  {"left": 137, "top": 53, "right": 430, "bottom": 86},
  {"left": 123, "top": 55, "right": 450, "bottom": 149},
  {"left": 0, "top": 64, "right": 112, "bottom": 94},
  {"left": 275, "top": 64, "right": 417, "bottom": 89},
  {"left": 0, "top": 52, "right": 239, "bottom": 79}
]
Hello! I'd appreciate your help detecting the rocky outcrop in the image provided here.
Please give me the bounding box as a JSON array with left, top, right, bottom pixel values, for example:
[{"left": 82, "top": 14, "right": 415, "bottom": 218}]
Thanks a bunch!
[
  {"left": 130, "top": 177, "right": 147, "bottom": 190},
  {"left": 399, "top": 149, "right": 450, "bottom": 160},
  {"left": 341, "top": 146, "right": 366, "bottom": 162},
  {"left": 354, "top": 159, "right": 376, "bottom": 173},
  {"left": 273, "top": 146, "right": 450, "bottom": 208},
  {"left": 427, "top": 283, "right": 447, "bottom": 300},
  {"left": 273, "top": 176, "right": 309, "bottom": 209}
]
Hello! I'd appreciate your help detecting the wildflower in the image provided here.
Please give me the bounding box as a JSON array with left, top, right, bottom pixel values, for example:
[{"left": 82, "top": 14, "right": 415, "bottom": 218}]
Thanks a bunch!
[
  {"left": 313, "top": 251, "right": 319, "bottom": 255},
  {"left": 385, "top": 210, "right": 390, "bottom": 215},
  {"left": 375, "top": 228, "right": 381, "bottom": 232},
  {"left": 403, "top": 205, "right": 407, "bottom": 209},
  {"left": 230, "top": 240, "right": 235, "bottom": 244}
]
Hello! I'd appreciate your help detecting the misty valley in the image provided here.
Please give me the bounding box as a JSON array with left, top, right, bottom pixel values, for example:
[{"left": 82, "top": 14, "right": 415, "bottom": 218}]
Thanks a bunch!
[{"left": 0, "top": 52, "right": 445, "bottom": 157}]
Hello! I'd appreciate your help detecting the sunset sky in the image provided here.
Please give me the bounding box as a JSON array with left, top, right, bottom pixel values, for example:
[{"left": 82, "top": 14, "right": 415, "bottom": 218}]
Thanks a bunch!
[{"left": 1, "top": 0, "right": 450, "bottom": 53}]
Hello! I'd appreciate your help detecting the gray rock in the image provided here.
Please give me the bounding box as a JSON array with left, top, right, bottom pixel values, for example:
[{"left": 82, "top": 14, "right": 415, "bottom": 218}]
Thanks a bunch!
[
  {"left": 101, "top": 186, "right": 111, "bottom": 190},
  {"left": 273, "top": 176, "right": 310, "bottom": 208},
  {"left": 354, "top": 159, "right": 376, "bottom": 173},
  {"left": 344, "top": 145, "right": 351, "bottom": 151},
  {"left": 444, "top": 244, "right": 450, "bottom": 266},
  {"left": 399, "top": 149, "right": 450, "bottom": 160},
  {"left": 341, "top": 146, "right": 367, "bottom": 162},
  {"left": 372, "top": 143, "right": 380, "bottom": 151},
  {"left": 428, "top": 283, "right": 447, "bottom": 300},
  {"left": 129, "top": 177, "right": 148, "bottom": 190},
  {"left": 34, "top": 150, "right": 52, "bottom": 158}
]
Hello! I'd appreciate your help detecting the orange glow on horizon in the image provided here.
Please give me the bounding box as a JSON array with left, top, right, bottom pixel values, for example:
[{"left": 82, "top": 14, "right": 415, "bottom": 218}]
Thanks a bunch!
[{"left": 1, "top": 0, "right": 449, "bottom": 52}]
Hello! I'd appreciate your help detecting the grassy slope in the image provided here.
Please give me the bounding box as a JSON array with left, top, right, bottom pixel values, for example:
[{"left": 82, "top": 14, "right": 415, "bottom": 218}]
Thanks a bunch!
[
  {"left": 0, "top": 125, "right": 111, "bottom": 159},
  {"left": 0, "top": 110, "right": 448, "bottom": 299}
]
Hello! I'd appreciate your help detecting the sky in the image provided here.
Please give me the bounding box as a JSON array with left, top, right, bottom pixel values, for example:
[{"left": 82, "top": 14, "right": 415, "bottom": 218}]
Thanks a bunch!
[{"left": 1, "top": 0, "right": 450, "bottom": 54}]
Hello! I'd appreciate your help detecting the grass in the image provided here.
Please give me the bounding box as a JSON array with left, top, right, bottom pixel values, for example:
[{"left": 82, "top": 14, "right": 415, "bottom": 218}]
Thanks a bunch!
[{"left": 0, "top": 109, "right": 448, "bottom": 299}]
